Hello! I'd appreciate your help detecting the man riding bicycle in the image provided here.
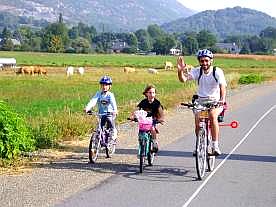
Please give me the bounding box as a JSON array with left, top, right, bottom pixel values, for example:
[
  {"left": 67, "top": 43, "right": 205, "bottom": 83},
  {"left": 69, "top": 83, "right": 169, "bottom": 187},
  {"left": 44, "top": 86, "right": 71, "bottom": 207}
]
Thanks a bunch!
[{"left": 177, "top": 49, "right": 227, "bottom": 156}]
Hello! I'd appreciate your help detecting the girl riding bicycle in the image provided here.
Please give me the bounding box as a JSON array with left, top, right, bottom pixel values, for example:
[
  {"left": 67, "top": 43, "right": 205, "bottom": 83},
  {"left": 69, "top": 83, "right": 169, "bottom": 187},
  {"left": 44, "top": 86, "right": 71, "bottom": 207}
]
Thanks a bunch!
[
  {"left": 84, "top": 75, "right": 118, "bottom": 141},
  {"left": 130, "top": 84, "right": 164, "bottom": 153}
]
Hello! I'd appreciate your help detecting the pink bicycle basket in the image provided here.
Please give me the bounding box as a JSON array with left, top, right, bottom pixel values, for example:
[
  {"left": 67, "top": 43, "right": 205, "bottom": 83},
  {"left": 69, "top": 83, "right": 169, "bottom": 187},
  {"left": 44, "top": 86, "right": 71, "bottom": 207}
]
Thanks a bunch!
[{"left": 138, "top": 119, "right": 153, "bottom": 131}]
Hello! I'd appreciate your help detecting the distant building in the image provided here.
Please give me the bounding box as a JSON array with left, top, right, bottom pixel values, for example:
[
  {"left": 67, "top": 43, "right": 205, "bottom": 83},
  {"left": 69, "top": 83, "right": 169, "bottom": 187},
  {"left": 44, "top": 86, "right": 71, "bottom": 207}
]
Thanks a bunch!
[
  {"left": 0, "top": 58, "right": 17, "bottom": 68},
  {"left": 169, "top": 48, "right": 182, "bottom": 56},
  {"left": 215, "top": 42, "right": 240, "bottom": 54},
  {"left": 110, "top": 40, "right": 130, "bottom": 53},
  {"left": 0, "top": 38, "right": 21, "bottom": 47}
]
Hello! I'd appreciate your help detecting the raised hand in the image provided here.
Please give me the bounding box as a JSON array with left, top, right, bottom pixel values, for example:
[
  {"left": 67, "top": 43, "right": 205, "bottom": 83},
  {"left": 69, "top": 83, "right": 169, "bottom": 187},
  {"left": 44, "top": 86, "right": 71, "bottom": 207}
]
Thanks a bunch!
[{"left": 177, "top": 56, "right": 186, "bottom": 72}]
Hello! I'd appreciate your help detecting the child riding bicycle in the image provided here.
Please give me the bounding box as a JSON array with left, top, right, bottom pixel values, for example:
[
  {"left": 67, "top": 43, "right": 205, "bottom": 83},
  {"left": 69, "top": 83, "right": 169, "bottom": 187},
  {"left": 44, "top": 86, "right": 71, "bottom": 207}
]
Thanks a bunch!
[
  {"left": 84, "top": 75, "right": 118, "bottom": 141},
  {"left": 130, "top": 84, "right": 164, "bottom": 153}
]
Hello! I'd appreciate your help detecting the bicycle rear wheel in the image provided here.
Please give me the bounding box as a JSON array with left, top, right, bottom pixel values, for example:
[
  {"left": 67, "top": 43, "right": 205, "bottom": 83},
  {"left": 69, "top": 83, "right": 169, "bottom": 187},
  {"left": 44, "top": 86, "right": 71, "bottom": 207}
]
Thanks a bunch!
[
  {"left": 88, "top": 132, "right": 100, "bottom": 163},
  {"left": 195, "top": 128, "right": 207, "bottom": 180}
]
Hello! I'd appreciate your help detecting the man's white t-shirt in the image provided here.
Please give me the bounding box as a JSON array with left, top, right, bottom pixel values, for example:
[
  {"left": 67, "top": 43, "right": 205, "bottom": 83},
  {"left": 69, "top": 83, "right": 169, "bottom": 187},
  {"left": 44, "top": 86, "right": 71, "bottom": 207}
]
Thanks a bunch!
[{"left": 189, "top": 66, "right": 227, "bottom": 101}]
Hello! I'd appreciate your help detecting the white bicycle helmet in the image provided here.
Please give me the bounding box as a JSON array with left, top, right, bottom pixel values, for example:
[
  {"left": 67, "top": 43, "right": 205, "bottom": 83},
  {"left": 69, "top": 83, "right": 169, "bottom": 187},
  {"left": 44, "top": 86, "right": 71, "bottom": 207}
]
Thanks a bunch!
[{"left": 197, "top": 49, "right": 214, "bottom": 60}]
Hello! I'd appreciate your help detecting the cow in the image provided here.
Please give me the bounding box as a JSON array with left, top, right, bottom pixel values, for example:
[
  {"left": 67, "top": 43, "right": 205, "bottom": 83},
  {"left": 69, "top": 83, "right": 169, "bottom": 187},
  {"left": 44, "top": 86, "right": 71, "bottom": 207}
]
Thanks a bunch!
[
  {"left": 123, "top": 67, "right": 136, "bottom": 73},
  {"left": 66, "top": 66, "right": 74, "bottom": 77},
  {"left": 19, "top": 66, "right": 35, "bottom": 75},
  {"left": 77, "top": 67, "right": 85, "bottom": 75},
  {"left": 34, "top": 66, "right": 47, "bottom": 75},
  {"left": 147, "top": 68, "right": 158, "bottom": 74},
  {"left": 164, "top": 61, "right": 174, "bottom": 70}
]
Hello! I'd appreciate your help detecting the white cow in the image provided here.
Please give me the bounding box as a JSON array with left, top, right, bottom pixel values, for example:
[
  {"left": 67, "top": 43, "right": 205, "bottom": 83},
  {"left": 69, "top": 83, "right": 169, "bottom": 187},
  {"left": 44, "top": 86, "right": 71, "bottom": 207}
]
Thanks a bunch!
[
  {"left": 147, "top": 68, "right": 158, "bottom": 74},
  {"left": 123, "top": 67, "right": 136, "bottom": 73},
  {"left": 66, "top": 66, "right": 74, "bottom": 77},
  {"left": 77, "top": 67, "right": 85, "bottom": 75},
  {"left": 164, "top": 61, "right": 174, "bottom": 70}
]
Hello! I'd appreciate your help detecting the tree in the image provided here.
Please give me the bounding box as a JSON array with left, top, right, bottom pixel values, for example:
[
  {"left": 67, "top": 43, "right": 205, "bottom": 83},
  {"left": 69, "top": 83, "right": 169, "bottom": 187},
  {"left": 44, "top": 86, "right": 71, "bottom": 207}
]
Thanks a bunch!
[
  {"left": 48, "top": 35, "right": 64, "bottom": 53},
  {"left": 260, "top": 26, "right": 276, "bottom": 39},
  {"left": 43, "top": 22, "right": 69, "bottom": 52},
  {"left": 147, "top": 24, "right": 165, "bottom": 39},
  {"left": 1, "top": 38, "right": 14, "bottom": 51},
  {"left": 1, "top": 27, "right": 11, "bottom": 39},
  {"left": 135, "top": 29, "right": 152, "bottom": 51},
  {"left": 153, "top": 35, "right": 176, "bottom": 55},
  {"left": 184, "top": 36, "right": 198, "bottom": 55},
  {"left": 197, "top": 30, "right": 217, "bottom": 49},
  {"left": 71, "top": 37, "right": 90, "bottom": 53}
]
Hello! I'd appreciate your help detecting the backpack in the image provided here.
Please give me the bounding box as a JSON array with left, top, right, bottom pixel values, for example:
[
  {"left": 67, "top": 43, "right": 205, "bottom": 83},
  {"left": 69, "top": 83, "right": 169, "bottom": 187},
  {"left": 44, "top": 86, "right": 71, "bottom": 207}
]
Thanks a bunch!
[{"left": 198, "top": 66, "right": 218, "bottom": 84}]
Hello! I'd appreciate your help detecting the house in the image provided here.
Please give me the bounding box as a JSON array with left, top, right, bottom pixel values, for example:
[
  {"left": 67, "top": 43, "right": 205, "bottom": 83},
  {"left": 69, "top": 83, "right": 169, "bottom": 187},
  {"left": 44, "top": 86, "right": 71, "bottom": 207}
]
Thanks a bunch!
[
  {"left": 169, "top": 48, "right": 182, "bottom": 56},
  {"left": 273, "top": 48, "right": 276, "bottom": 55},
  {"left": 110, "top": 40, "right": 130, "bottom": 53},
  {"left": 0, "top": 58, "right": 17, "bottom": 68},
  {"left": 0, "top": 38, "right": 21, "bottom": 47},
  {"left": 215, "top": 42, "right": 240, "bottom": 54}
]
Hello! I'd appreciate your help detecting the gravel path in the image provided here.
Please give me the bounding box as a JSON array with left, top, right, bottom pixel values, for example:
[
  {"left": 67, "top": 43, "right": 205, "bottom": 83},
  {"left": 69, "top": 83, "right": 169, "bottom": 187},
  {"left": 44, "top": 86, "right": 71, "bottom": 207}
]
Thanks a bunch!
[{"left": 1, "top": 81, "right": 275, "bottom": 207}]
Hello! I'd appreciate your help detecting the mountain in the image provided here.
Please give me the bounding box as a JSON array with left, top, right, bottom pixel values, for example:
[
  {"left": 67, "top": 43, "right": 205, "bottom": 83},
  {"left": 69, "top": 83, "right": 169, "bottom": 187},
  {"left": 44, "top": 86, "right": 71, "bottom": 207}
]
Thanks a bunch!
[
  {"left": 161, "top": 7, "right": 276, "bottom": 39},
  {"left": 0, "top": 0, "right": 194, "bottom": 32}
]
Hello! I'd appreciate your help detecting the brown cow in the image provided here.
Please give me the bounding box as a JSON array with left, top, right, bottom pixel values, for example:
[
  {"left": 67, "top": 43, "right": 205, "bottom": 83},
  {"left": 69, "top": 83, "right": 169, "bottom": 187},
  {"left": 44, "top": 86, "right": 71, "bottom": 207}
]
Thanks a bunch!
[
  {"left": 34, "top": 66, "right": 47, "bottom": 75},
  {"left": 16, "top": 66, "right": 35, "bottom": 75}
]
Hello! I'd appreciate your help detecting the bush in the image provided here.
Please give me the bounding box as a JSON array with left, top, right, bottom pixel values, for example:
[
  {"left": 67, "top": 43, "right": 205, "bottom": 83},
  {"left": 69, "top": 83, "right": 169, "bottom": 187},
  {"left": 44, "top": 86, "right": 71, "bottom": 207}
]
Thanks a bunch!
[
  {"left": 31, "top": 109, "right": 92, "bottom": 149},
  {"left": 238, "top": 74, "right": 264, "bottom": 84},
  {"left": 0, "top": 101, "right": 35, "bottom": 159}
]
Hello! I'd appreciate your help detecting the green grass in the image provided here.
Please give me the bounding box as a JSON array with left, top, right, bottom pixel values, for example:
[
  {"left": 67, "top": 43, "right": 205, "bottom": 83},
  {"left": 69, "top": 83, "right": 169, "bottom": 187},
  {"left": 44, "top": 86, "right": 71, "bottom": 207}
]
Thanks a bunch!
[{"left": 0, "top": 51, "right": 276, "bottom": 149}]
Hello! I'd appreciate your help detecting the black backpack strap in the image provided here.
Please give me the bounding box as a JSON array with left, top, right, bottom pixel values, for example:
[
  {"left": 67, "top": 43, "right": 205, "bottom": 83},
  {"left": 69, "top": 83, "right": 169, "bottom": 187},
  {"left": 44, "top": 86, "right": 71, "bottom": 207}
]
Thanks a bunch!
[
  {"left": 197, "top": 67, "right": 203, "bottom": 84},
  {"left": 198, "top": 66, "right": 218, "bottom": 84},
  {"left": 213, "top": 66, "right": 218, "bottom": 83}
]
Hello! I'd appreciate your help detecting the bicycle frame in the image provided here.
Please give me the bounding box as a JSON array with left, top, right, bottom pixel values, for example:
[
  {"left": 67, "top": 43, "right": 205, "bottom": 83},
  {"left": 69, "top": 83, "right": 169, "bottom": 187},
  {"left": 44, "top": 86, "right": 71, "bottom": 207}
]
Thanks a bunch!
[
  {"left": 128, "top": 114, "right": 155, "bottom": 173},
  {"left": 181, "top": 100, "right": 239, "bottom": 180},
  {"left": 137, "top": 129, "right": 155, "bottom": 173},
  {"left": 88, "top": 111, "right": 116, "bottom": 163}
]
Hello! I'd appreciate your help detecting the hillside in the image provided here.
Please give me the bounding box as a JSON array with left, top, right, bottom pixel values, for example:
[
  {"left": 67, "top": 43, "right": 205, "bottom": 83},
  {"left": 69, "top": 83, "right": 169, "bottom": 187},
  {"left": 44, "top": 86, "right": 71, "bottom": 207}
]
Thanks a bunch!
[
  {"left": 0, "top": 0, "right": 194, "bottom": 32},
  {"left": 161, "top": 7, "right": 276, "bottom": 39}
]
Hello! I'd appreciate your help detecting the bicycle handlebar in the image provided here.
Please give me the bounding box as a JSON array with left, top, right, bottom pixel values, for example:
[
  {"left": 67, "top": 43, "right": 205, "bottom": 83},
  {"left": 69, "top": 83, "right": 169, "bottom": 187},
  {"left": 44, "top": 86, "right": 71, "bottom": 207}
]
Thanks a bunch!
[{"left": 86, "top": 110, "right": 113, "bottom": 116}]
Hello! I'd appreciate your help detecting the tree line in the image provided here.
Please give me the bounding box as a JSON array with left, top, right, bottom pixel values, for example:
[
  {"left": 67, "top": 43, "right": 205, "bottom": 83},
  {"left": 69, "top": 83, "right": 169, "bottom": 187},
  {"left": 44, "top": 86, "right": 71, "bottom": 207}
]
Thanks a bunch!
[{"left": 1, "top": 14, "right": 276, "bottom": 55}]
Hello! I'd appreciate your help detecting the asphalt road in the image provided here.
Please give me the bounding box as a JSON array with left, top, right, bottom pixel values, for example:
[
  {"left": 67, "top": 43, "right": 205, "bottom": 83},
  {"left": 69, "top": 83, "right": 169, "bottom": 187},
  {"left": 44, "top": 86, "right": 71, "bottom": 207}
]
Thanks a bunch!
[{"left": 55, "top": 88, "right": 276, "bottom": 207}]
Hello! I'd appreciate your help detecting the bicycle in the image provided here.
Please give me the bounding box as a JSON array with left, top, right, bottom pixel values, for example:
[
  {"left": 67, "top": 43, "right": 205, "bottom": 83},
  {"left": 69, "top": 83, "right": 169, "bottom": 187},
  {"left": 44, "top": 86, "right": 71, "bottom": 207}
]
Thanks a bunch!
[
  {"left": 181, "top": 99, "right": 238, "bottom": 180},
  {"left": 87, "top": 111, "right": 116, "bottom": 163},
  {"left": 128, "top": 111, "right": 158, "bottom": 173}
]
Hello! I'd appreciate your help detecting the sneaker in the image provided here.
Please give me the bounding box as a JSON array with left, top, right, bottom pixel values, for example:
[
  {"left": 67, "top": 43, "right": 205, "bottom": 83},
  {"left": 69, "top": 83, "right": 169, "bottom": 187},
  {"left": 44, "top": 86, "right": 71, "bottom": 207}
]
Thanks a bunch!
[{"left": 213, "top": 147, "right": 222, "bottom": 156}]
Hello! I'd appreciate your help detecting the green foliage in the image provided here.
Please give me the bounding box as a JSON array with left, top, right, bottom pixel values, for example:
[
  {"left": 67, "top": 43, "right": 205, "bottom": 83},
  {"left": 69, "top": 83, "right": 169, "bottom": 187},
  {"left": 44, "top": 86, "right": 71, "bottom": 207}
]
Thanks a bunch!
[
  {"left": 0, "top": 101, "right": 35, "bottom": 159},
  {"left": 238, "top": 74, "right": 264, "bottom": 84}
]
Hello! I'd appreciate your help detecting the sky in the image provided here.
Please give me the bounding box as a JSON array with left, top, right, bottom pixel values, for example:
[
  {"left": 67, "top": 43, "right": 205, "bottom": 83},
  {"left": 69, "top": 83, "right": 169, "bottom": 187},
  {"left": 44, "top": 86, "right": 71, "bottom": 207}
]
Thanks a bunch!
[{"left": 177, "top": 0, "right": 276, "bottom": 18}]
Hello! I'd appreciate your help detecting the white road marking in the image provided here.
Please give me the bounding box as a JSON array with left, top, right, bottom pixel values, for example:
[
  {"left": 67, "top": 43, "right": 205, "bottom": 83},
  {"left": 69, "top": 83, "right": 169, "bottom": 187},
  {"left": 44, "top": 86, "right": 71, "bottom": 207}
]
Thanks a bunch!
[{"left": 182, "top": 104, "right": 276, "bottom": 207}]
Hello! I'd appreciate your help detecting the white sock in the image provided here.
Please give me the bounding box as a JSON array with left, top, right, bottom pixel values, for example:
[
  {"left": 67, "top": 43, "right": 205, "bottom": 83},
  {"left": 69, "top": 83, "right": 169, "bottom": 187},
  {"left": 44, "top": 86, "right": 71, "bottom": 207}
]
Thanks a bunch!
[{"left": 212, "top": 141, "right": 219, "bottom": 149}]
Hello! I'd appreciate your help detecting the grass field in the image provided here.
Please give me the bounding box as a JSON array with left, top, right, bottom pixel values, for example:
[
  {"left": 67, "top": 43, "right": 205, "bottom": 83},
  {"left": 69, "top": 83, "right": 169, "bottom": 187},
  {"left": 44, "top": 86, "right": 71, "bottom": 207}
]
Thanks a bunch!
[{"left": 0, "top": 51, "right": 276, "bottom": 147}]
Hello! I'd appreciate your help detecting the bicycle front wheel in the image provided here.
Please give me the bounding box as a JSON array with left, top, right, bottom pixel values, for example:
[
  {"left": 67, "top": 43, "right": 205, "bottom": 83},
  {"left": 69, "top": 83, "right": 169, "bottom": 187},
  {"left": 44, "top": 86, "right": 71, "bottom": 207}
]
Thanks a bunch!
[
  {"left": 195, "top": 128, "right": 207, "bottom": 180},
  {"left": 139, "top": 139, "right": 146, "bottom": 173},
  {"left": 88, "top": 132, "right": 100, "bottom": 163},
  {"left": 207, "top": 135, "right": 215, "bottom": 171},
  {"left": 147, "top": 140, "right": 155, "bottom": 166},
  {"left": 106, "top": 138, "right": 116, "bottom": 158}
]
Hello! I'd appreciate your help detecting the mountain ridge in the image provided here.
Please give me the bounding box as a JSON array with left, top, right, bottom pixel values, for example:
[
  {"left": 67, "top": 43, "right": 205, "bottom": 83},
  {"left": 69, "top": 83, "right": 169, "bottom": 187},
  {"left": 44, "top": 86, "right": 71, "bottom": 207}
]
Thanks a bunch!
[
  {"left": 0, "top": 0, "right": 194, "bottom": 32},
  {"left": 161, "top": 6, "right": 276, "bottom": 39}
]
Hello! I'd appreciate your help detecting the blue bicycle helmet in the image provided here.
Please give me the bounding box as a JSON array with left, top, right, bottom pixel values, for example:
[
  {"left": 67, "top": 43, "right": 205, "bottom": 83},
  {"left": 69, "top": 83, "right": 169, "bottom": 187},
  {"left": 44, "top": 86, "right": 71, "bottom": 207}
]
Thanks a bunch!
[
  {"left": 99, "top": 75, "right": 112, "bottom": 85},
  {"left": 197, "top": 49, "right": 214, "bottom": 60}
]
